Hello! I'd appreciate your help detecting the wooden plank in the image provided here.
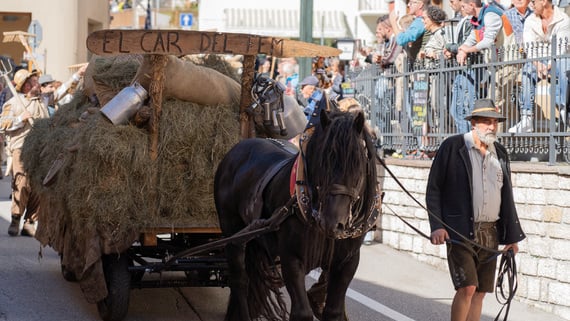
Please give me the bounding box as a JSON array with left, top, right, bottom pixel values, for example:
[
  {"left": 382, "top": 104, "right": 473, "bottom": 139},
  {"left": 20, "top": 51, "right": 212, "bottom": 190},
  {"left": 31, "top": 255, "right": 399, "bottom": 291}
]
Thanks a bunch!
[
  {"left": 141, "top": 226, "right": 222, "bottom": 246},
  {"left": 142, "top": 233, "right": 157, "bottom": 247},
  {"left": 86, "top": 29, "right": 341, "bottom": 58},
  {"left": 3, "top": 31, "right": 35, "bottom": 43}
]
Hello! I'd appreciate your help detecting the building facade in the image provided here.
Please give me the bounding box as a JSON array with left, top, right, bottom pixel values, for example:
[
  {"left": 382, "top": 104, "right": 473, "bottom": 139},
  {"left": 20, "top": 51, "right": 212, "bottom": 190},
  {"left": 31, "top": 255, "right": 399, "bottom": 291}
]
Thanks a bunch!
[
  {"left": 198, "top": 0, "right": 391, "bottom": 49},
  {"left": 0, "top": 0, "right": 109, "bottom": 81}
]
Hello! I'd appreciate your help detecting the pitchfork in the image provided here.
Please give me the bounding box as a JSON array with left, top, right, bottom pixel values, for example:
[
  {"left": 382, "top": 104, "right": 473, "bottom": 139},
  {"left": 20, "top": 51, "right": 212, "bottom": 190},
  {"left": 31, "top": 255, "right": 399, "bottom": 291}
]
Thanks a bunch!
[
  {"left": 0, "top": 59, "right": 20, "bottom": 100},
  {"left": 0, "top": 59, "right": 34, "bottom": 125}
]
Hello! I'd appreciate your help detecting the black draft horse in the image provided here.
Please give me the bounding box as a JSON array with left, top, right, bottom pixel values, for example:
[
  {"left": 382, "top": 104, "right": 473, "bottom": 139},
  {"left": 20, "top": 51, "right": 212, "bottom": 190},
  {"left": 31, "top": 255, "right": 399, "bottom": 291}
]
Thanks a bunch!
[{"left": 214, "top": 110, "right": 378, "bottom": 321}]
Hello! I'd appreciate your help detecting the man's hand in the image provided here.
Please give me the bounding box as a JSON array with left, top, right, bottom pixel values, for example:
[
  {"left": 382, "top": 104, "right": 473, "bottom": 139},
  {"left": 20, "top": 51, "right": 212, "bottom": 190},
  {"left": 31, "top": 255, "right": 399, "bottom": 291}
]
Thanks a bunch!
[
  {"left": 457, "top": 50, "right": 467, "bottom": 65},
  {"left": 502, "top": 243, "right": 519, "bottom": 254},
  {"left": 430, "top": 228, "right": 449, "bottom": 245},
  {"left": 372, "top": 52, "right": 382, "bottom": 64},
  {"left": 536, "top": 62, "right": 549, "bottom": 79},
  {"left": 389, "top": 10, "right": 401, "bottom": 34},
  {"left": 20, "top": 110, "right": 32, "bottom": 122},
  {"left": 359, "top": 46, "right": 372, "bottom": 57},
  {"left": 78, "top": 64, "right": 88, "bottom": 77},
  {"left": 456, "top": 45, "right": 477, "bottom": 65}
]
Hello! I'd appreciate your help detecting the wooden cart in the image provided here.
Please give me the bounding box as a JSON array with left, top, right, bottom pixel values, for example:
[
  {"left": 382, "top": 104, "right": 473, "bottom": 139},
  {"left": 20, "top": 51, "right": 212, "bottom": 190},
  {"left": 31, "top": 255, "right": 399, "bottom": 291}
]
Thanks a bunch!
[{"left": 79, "top": 29, "right": 341, "bottom": 321}]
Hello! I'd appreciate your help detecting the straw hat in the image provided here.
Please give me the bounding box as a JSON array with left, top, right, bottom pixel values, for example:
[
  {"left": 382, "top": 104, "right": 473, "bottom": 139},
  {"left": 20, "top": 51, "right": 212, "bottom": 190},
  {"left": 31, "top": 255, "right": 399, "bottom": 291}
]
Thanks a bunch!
[{"left": 13, "top": 69, "right": 37, "bottom": 92}]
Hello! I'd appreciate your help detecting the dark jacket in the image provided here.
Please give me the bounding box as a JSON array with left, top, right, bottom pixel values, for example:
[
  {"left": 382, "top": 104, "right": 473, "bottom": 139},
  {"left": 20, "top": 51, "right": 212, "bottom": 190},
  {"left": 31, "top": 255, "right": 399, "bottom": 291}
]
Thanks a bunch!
[{"left": 426, "top": 134, "right": 525, "bottom": 245}]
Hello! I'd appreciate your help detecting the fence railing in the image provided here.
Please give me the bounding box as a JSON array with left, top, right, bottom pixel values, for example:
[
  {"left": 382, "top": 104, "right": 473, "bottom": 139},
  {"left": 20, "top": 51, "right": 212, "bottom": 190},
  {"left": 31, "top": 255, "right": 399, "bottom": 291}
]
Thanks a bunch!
[{"left": 350, "top": 38, "right": 570, "bottom": 164}]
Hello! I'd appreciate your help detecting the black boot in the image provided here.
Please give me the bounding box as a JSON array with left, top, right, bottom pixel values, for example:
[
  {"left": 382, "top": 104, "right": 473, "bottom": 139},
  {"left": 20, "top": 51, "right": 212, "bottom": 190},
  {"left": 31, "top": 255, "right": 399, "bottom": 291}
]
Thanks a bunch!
[{"left": 8, "top": 215, "right": 21, "bottom": 236}]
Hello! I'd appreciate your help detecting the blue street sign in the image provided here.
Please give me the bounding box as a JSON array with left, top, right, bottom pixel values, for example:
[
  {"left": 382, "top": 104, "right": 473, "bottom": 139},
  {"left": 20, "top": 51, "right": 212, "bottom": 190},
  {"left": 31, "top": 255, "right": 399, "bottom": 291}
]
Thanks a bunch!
[{"left": 179, "top": 13, "right": 193, "bottom": 28}]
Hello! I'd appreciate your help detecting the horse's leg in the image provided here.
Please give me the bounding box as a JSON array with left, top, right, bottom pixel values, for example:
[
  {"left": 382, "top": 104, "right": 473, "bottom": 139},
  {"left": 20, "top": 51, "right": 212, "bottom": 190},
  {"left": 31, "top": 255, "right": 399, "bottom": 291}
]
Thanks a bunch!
[
  {"left": 224, "top": 242, "right": 251, "bottom": 321},
  {"left": 278, "top": 221, "right": 313, "bottom": 321},
  {"left": 307, "top": 270, "right": 328, "bottom": 320},
  {"left": 281, "top": 256, "right": 314, "bottom": 321},
  {"left": 322, "top": 238, "right": 363, "bottom": 321}
]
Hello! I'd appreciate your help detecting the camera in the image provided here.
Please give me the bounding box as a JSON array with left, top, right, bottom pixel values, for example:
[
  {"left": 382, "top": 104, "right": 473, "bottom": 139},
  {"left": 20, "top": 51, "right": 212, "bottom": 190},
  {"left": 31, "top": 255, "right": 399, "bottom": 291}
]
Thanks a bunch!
[{"left": 445, "top": 43, "right": 459, "bottom": 54}]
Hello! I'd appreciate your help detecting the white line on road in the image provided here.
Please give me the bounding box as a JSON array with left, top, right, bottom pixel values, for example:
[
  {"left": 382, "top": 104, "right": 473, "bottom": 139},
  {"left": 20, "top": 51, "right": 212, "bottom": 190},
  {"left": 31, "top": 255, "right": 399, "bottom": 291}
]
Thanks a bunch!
[{"left": 309, "top": 270, "right": 416, "bottom": 321}]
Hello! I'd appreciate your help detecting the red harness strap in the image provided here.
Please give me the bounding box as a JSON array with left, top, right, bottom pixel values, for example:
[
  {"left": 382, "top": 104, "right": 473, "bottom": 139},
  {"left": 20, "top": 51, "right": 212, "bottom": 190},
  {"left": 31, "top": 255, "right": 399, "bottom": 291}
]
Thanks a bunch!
[{"left": 290, "top": 156, "right": 299, "bottom": 196}]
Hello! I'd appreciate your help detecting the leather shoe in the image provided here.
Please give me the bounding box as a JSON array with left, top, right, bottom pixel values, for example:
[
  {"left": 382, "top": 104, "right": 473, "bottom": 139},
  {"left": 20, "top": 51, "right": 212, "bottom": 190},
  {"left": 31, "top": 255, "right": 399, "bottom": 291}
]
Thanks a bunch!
[{"left": 21, "top": 221, "right": 36, "bottom": 237}]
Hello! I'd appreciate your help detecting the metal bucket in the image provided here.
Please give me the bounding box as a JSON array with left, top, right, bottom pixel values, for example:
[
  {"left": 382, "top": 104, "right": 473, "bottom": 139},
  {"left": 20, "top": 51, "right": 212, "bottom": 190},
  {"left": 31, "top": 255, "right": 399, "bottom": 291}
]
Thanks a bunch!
[
  {"left": 281, "top": 95, "right": 307, "bottom": 140},
  {"left": 101, "top": 83, "right": 148, "bottom": 125}
]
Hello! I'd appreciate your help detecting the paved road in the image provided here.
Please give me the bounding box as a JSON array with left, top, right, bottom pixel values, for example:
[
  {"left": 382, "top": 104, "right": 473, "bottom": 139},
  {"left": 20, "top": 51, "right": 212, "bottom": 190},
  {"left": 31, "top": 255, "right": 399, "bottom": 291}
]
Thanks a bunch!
[{"left": 0, "top": 173, "right": 566, "bottom": 321}]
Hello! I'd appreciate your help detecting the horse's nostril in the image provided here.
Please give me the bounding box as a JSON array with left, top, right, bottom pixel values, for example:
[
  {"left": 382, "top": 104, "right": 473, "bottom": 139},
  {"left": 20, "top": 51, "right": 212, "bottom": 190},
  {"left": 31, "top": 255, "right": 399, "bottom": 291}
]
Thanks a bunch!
[{"left": 336, "top": 222, "right": 344, "bottom": 231}]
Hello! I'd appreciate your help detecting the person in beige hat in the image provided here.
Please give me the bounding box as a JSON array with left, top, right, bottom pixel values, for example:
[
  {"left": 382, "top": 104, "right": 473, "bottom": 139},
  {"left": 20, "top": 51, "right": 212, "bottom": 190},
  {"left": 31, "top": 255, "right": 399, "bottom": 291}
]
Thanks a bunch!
[
  {"left": 1, "top": 68, "right": 50, "bottom": 237},
  {"left": 426, "top": 99, "right": 525, "bottom": 321}
]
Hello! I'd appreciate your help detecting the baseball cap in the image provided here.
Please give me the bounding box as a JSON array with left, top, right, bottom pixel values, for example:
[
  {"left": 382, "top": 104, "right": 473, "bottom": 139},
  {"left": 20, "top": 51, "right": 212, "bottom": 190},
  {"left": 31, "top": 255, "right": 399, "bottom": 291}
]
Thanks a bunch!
[
  {"left": 299, "top": 75, "right": 319, "bottom": 88},
  {"left": 39, "top": 74, "right": 55, "bottom": 86}
]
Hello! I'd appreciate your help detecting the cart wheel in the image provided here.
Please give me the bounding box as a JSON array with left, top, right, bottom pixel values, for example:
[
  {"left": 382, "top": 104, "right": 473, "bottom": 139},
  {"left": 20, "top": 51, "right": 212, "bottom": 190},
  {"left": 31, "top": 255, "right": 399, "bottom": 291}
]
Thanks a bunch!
[
  {"left": 60, "top": 254, "right": 78, "bottom": 282},
  {"left": 97, "top": 254, "right": 131, "bottom": 321}
]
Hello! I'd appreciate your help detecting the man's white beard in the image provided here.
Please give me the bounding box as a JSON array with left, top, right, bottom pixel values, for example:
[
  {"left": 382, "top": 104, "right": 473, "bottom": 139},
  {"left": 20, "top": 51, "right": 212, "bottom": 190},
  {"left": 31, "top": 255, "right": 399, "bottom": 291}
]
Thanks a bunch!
[{"left": 475, "top": 127, "right": 497, "bottom": 146}]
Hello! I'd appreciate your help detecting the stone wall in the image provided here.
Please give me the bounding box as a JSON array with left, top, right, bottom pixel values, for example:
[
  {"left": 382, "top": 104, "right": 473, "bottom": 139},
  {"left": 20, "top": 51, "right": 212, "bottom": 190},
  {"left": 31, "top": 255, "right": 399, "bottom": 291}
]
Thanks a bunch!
[{"left": 377, "top": 159, "right": 570, "bottom": 320}]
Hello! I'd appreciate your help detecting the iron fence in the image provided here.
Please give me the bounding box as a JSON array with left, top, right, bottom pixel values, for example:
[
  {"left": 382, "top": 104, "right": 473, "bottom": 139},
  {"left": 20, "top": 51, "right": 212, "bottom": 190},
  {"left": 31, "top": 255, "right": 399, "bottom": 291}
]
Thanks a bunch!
[{"left": 350, "top": 38, "right": 570, "bottom": 164}]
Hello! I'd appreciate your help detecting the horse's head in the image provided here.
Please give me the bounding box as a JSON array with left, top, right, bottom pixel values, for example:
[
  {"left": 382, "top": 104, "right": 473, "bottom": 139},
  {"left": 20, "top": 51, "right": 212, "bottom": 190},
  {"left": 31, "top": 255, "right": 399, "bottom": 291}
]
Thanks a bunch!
[
  {"left": 303, "top": 110, "right": 377, "bottom": 239},
  {"left": 248, "top": 75, "right": 307, "bottom": 139}
]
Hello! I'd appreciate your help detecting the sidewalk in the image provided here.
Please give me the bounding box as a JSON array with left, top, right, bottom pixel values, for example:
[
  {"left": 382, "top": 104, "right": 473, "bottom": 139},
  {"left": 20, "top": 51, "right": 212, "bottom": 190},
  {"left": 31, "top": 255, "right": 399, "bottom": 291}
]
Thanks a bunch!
[{"left": 356, "top": 242, "right": 568, "bottom": 321}]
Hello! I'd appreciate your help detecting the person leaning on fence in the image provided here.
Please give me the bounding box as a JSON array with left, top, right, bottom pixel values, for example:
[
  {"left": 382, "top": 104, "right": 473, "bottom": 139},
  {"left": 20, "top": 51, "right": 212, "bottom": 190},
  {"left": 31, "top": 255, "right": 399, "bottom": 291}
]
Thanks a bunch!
[
  {"left": 419, "top": 6, "right": 448, "bottom": 63},
  {"left": 391, "top": 0, "right": 429, "bottom": 62},
  {"left": 457, "top": 0, "right": 514, "bottom": 65},
  {"left": 445, "top": 0, "right": 474, "bottom": 59},
  {"left": 504, "top": 0, "right": 533, "bottom": 44},
  {"left": 458, "top": 0, "right": 517, "bottom": 113},
  {"left": 509, "top": 0, "right": 570, "bottom": 133},
  {"left": 426, "top": 99, "right": 525, "bottom": 321},
  {"left": 1, "top": 69, "right": 50, "bottom": 237},
  {"left": 445, "top": 0, "right": 479, "bottom": 134}
]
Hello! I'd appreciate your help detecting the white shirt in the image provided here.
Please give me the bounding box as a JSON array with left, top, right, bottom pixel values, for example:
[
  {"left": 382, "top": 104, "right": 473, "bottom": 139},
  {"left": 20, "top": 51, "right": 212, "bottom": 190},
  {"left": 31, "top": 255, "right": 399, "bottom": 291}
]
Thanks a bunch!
[
  {"left": 523, "top": 6, "right": 570, "bottom": 58},
  {"left": 464, "top": 132, "right": 503, "bottom": 223}
]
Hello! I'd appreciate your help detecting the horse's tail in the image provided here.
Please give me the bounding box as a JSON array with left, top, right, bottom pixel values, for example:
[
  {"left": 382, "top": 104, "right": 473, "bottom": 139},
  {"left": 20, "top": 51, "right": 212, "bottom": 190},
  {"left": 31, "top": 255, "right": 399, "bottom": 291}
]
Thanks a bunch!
[{"left": 245, "top": 240, "right": 288, "bottom": 321}]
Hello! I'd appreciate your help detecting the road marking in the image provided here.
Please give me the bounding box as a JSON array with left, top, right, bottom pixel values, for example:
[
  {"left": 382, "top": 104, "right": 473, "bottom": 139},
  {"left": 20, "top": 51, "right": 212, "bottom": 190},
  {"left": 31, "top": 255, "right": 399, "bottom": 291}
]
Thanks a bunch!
[{"left": 309, "top": 270, "right": 416, "bottom": 321}]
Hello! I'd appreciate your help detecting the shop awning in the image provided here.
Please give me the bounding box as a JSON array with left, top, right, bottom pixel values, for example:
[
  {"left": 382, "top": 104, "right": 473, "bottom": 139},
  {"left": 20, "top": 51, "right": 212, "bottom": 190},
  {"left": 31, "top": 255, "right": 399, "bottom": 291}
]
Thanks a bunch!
[{"left": 224, "top": 8, "right": 350, "bottom": 39}]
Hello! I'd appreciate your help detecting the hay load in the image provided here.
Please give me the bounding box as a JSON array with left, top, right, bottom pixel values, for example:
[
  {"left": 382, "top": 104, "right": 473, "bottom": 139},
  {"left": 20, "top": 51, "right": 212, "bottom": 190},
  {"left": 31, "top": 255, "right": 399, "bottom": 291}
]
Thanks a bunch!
[{"left": 21, "top": 54, "right": 241, "bottom": 302}]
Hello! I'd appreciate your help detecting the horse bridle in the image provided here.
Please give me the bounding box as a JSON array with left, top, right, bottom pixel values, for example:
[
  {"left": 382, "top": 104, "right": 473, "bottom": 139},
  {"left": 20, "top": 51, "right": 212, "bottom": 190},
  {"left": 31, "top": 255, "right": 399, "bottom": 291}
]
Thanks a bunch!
[{"left": 294, "top": 127, "right": 378, "bottom": 239}]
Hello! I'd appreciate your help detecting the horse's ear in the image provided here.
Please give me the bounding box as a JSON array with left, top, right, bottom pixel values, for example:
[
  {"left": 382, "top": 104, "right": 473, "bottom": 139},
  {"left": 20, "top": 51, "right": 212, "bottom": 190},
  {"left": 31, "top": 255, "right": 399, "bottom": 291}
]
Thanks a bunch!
[
  {"left": 354, "top": 111, "right": 365, "bottom": 134},
  {"left": 320, "top": 109, "right": 331, "bottom": 128}
]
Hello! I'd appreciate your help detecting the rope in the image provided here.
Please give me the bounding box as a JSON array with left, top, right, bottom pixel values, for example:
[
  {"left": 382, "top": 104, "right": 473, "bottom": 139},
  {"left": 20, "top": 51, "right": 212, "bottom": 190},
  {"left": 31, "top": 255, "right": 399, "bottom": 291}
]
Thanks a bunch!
[
  {"left": 494, "top": 249, "right": 518, "bottom": 321},
  {"left": 377, "top": 155, "right": 517, "bottom": 320}
]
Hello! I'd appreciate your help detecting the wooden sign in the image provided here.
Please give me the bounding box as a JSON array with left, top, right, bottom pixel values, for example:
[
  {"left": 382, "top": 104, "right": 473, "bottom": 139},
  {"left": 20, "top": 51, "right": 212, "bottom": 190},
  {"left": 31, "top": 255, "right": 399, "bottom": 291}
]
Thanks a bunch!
[{"left": 86, "top": 29, "right": 342, "bottom": 58}]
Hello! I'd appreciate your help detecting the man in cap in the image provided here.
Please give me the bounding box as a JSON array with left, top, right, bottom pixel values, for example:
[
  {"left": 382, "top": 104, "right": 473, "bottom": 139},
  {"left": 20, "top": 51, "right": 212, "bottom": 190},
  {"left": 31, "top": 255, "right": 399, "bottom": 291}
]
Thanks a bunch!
[
  {"left": 299, "top": 75, "right": 323, "bottom": 120},
  {"left": 1, "top": 69, "right": 50, "bottom": 237},
  {"left": 38, "top": 64, "right": 87, "bottom": 116},
  {"left": 425, "top": 99, "right": 525, "bottom": 321},
  {"left": 39, "top": 74, "right": 58, "bottom": 116}
]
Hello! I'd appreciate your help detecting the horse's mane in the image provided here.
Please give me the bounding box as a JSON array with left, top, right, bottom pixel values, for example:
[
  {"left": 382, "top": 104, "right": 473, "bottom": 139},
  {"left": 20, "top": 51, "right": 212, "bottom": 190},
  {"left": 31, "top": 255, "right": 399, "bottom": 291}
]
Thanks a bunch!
[{"left": 305, "top": 111, "right": 378, "bottom": 227}]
